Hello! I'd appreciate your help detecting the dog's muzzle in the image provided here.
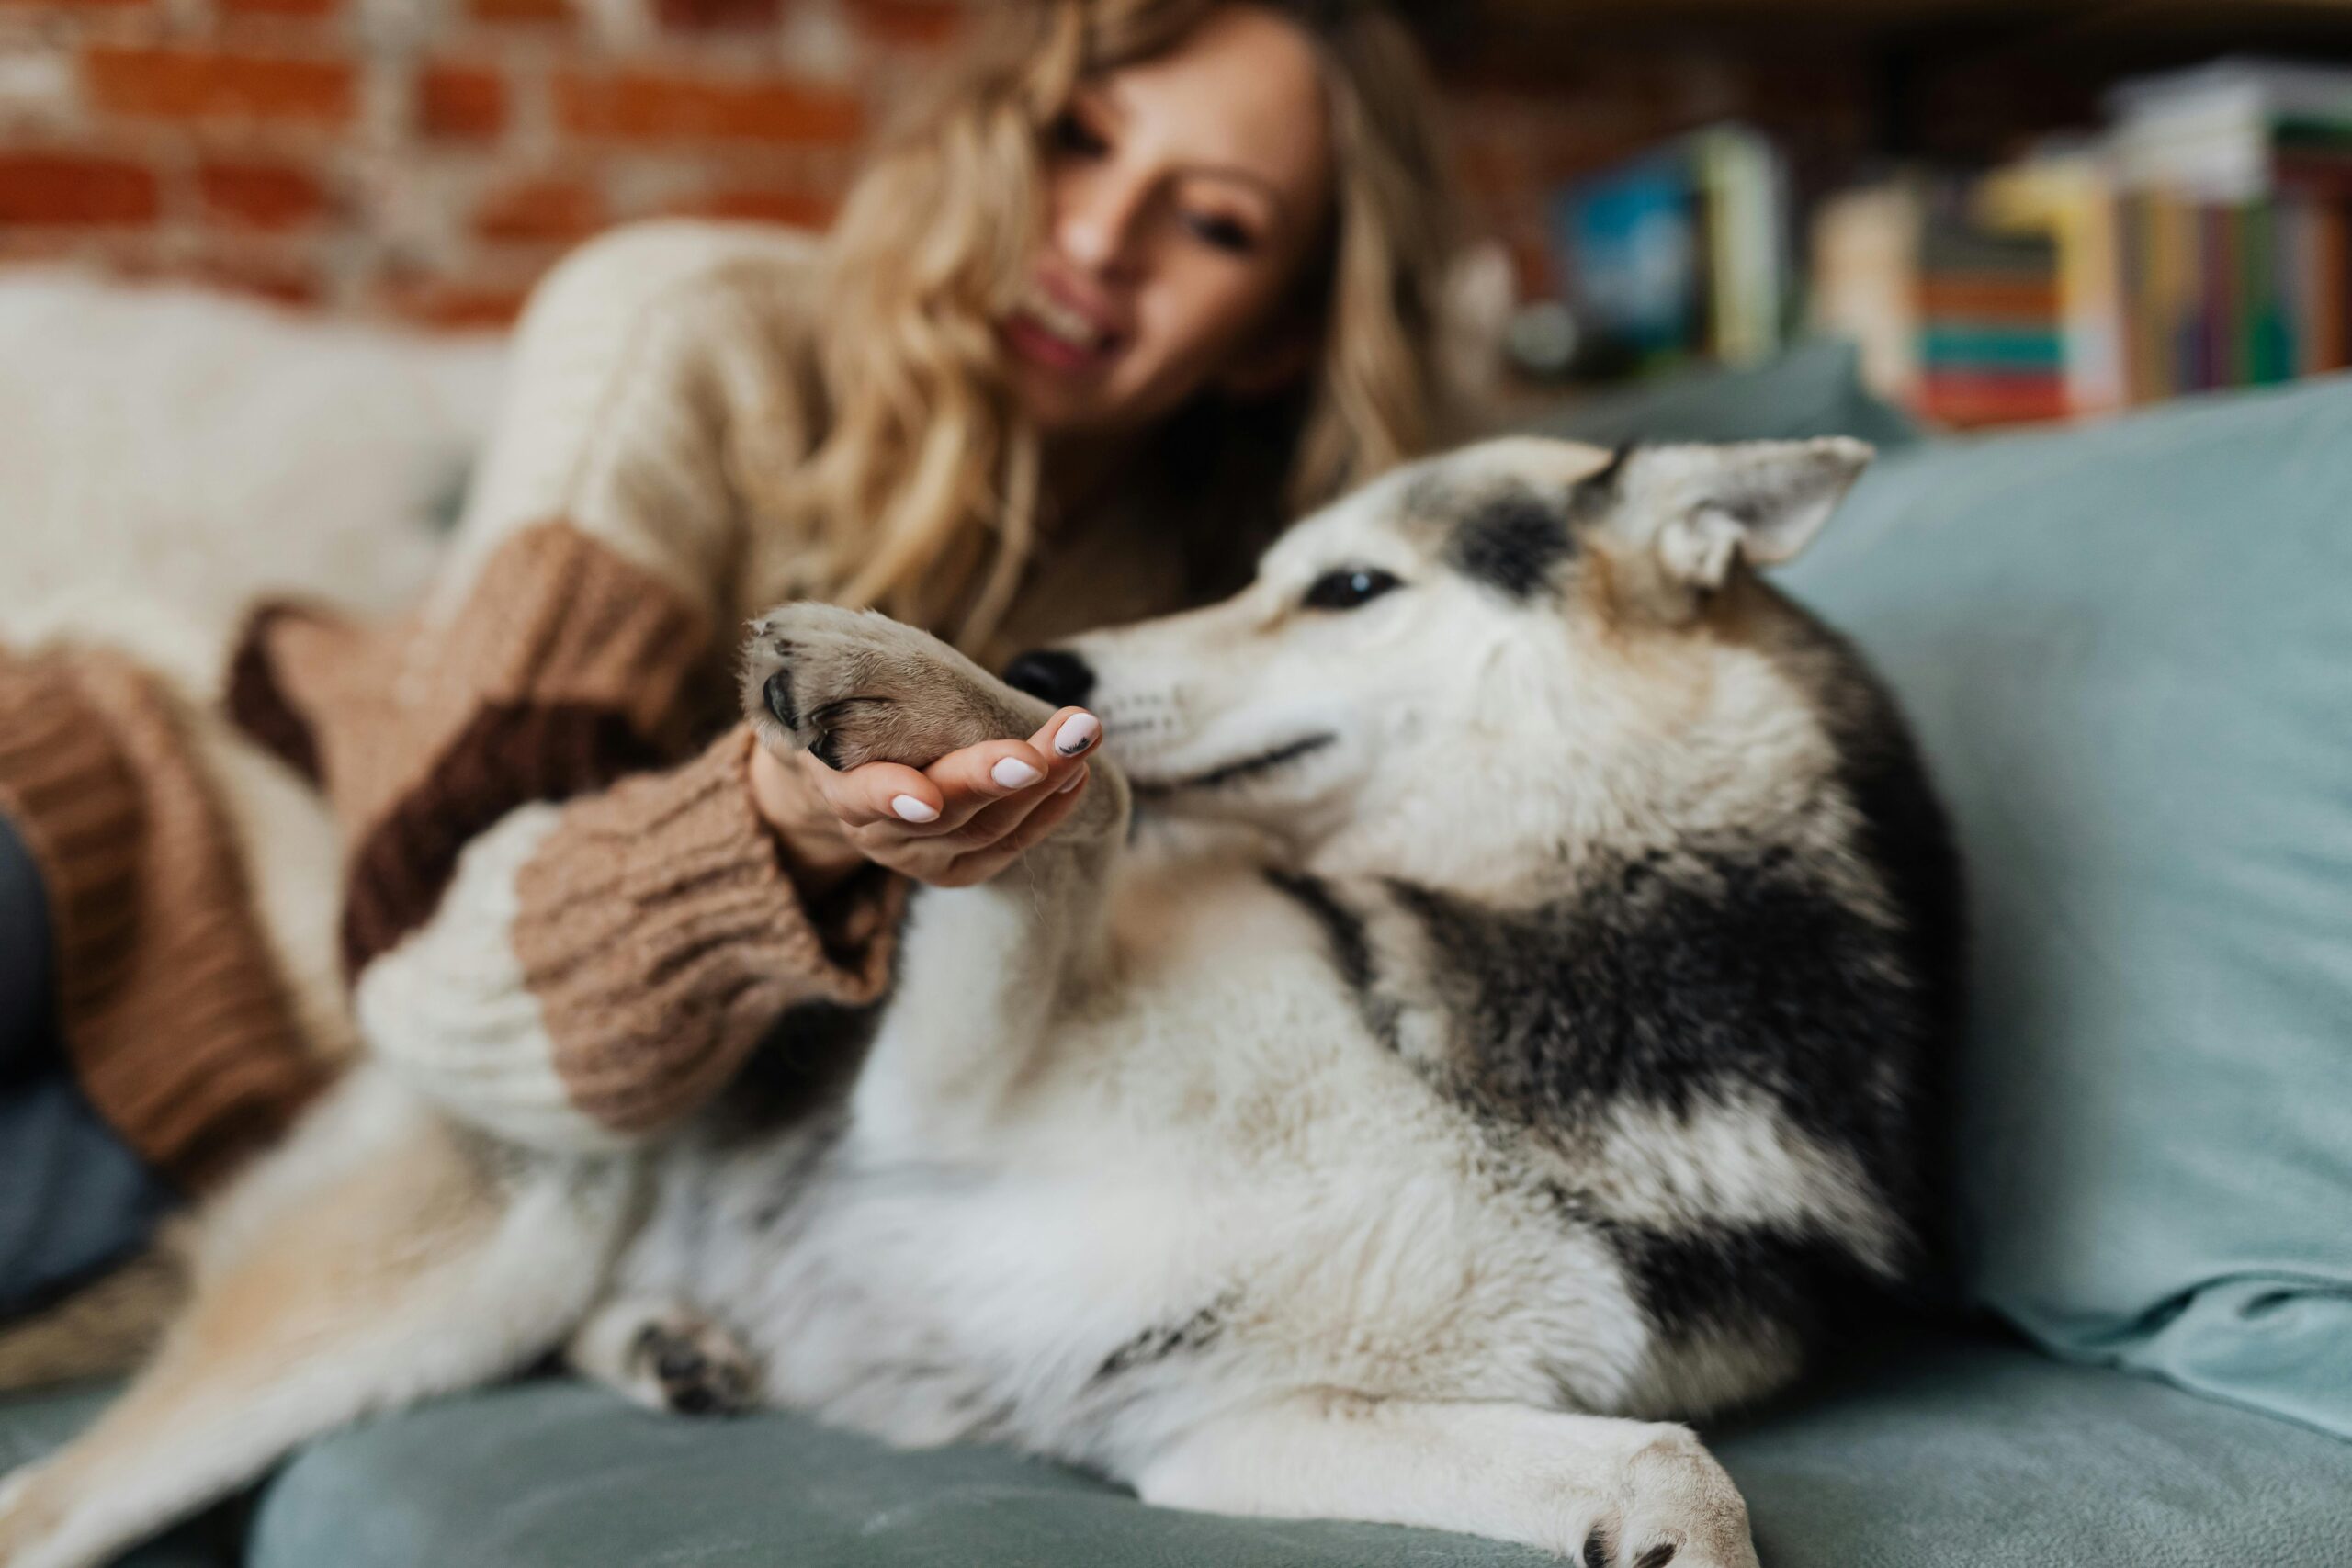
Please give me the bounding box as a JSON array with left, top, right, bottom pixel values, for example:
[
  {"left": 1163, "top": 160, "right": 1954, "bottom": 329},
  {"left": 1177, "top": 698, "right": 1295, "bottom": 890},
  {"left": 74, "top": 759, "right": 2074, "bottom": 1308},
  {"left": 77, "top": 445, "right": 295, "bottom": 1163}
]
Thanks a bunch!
[{"left": 1002, "top": 648, "right": 1095, "bottom": 709}]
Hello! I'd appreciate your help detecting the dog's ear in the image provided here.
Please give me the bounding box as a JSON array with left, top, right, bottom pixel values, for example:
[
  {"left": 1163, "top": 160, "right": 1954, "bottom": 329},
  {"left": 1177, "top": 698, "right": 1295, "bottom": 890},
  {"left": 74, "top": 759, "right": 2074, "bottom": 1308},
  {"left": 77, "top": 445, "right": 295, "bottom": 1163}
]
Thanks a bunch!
[{"left": 1593, "top": 439, "right": 1872, "bottom": 591}]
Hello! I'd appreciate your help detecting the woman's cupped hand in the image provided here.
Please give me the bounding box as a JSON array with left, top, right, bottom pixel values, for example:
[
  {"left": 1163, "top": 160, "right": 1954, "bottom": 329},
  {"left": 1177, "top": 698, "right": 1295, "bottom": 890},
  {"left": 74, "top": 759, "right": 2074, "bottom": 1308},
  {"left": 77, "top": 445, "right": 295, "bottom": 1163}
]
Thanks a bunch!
[{"left": 749, "top": 707, "right": 1098, "bottom": 892}]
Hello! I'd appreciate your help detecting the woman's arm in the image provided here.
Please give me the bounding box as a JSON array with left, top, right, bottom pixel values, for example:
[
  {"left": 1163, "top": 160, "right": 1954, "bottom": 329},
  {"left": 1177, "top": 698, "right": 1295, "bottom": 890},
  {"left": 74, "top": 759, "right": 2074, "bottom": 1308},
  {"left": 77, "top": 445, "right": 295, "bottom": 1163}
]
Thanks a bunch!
[
  {"left": 232, "top": 222, "right": 1094, "bottom": 1149},
  {"left": 232, "top": 223, "right": 897, "bottom": 1147},
  {"left": 347, "top": 727, "right": 904, "bottom": 1149}
]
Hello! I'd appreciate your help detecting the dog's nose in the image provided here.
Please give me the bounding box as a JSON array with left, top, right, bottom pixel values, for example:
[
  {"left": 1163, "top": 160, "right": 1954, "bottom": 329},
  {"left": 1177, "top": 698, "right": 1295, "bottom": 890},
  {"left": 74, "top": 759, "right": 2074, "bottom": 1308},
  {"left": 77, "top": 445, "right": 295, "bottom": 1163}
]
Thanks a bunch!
[{"left": 1002, "top": 648, "right": 1095, "bottom": 709}]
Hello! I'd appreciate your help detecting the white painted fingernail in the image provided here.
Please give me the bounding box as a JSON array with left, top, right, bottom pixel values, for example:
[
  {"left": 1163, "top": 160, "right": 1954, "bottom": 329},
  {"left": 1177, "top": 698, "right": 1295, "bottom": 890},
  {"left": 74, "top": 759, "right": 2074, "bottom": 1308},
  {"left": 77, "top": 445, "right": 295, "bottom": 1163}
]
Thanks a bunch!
[
  {"left": 1057, "top": 768, "right": 1087, "bottom": 795},
  {"left": 991, "top": 758, "right": 1044, "bottom": 790},
  {"left": 1055, "top": 713, "right": 1101, "bottom": 756},
  {"left": 891, "top": 795, "right": 939, "bottom": 823}
]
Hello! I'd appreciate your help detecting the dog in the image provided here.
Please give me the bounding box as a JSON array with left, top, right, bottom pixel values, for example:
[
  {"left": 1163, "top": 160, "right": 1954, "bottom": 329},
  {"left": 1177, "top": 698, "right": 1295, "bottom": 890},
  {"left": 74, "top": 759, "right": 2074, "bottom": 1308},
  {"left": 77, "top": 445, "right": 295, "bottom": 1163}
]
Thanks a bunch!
[{"left": 0, "top": 435, "right": 1960, "bottom": 1568}]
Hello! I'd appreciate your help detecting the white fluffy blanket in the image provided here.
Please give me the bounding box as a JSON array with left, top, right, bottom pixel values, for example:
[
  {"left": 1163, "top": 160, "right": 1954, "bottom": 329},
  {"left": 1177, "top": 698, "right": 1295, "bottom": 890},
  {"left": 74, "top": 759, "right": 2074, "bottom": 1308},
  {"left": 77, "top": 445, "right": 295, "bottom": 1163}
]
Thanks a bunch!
[{"left": 0, "top": 272, "right": 506, "bottom": 694}]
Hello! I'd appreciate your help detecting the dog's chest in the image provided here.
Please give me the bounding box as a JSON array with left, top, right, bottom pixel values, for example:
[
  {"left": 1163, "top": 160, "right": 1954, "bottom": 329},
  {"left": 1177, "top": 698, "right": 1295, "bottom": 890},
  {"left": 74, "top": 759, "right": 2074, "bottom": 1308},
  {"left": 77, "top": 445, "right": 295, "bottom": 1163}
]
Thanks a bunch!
[{"left": 645, "top": 864, "right": 1516, "bottom": 1449}]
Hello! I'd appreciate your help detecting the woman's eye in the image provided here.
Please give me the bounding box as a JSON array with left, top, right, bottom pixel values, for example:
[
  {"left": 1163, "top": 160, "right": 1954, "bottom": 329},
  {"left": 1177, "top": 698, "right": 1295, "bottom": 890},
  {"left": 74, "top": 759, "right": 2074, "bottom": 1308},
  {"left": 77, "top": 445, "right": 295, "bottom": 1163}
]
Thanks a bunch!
[
  {"left": 1184, "top": 211, "right": 1256, "bottom": 255},
  {"left": 1048, "top": 109, "right": 1108, "bottom": 159},
  {"left": 1301, "top": 568, "right": 1403, "bottom": 611}
]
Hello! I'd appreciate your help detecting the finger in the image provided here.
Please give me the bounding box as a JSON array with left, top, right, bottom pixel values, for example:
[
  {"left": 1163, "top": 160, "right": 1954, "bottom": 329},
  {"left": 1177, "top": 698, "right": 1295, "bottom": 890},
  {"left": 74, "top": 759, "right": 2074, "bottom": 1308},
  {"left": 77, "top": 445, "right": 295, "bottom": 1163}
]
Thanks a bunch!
[
  {"left": 812, "top": 757, "right": 945, "bottom": 829},
  {"left": 1034, "top": 708, "right": 1101, "bottom": 766},
  {"left": 957, "top": 709, "right": 1099, "bottom": 839},
  {"left": 951, "top": 751, "right": 1087, "bottom": 852},
  {"left": 947, "top": 767, "right": 1088, "bottom": 883},
  {"left": 922, "top": 736, "right": 1061, "bottom": 830}
]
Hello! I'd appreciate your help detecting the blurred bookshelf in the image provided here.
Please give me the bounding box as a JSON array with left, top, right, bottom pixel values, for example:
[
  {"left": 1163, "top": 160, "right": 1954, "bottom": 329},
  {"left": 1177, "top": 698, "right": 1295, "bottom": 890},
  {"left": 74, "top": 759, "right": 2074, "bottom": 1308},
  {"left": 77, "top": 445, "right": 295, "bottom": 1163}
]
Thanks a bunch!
[{"left": 1439, "top": 2, "right": 2352, "bottom": 428}]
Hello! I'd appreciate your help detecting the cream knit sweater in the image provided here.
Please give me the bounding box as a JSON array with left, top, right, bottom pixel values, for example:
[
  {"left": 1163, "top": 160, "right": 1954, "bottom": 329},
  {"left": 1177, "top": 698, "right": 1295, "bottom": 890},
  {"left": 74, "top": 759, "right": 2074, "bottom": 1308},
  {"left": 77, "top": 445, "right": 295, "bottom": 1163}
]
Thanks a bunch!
[{"left": 231, "top": 220, "right": 1203, "bottom": 1152}]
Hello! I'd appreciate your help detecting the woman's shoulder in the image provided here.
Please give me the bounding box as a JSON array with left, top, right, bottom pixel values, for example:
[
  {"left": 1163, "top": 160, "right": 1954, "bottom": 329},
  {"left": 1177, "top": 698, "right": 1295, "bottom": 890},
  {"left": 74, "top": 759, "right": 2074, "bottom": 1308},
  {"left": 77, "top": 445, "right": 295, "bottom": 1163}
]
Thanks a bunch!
[
  {"left": 436, "top": 220, "right": 835, "bottom": 622},
  {"left": 516, "top": 220, "right": 831, "bottom": 344}
]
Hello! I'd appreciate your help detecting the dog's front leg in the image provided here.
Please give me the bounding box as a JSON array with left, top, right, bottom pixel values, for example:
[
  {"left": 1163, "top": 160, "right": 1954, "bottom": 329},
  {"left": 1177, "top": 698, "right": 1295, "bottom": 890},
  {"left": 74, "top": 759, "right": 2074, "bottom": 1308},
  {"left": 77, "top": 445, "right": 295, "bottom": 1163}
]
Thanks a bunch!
[
  {"left": 741, "top": 605, "right": 1129, "bottom": 1148},
  {"left": 1131, "top": 1393, "right": 1758, "bottom": 1568}
]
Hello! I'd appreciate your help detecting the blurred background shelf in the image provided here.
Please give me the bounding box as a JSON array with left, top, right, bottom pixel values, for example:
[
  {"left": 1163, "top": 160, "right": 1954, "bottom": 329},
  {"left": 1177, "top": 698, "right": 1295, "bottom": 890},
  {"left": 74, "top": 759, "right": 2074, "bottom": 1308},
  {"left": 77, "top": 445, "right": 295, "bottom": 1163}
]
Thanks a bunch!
[{"left": 3, "top": 0, "right": 2349, "bottom": 430}]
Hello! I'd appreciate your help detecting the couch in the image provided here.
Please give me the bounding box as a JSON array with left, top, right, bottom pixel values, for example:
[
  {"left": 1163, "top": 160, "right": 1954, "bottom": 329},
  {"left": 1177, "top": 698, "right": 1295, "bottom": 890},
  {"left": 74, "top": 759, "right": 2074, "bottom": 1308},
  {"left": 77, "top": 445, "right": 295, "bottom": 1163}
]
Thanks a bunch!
[{"left": 4, "top": 294, "right": 2346, "bottom": 1566}]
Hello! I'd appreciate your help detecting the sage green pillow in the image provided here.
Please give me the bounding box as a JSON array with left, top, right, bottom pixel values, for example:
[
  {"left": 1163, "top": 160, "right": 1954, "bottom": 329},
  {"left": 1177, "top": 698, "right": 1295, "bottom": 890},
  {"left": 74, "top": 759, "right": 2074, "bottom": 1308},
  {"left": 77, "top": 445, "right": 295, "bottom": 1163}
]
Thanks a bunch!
[{"left": 1780, "top": 377, "right": 2352, "bottom": 1439}]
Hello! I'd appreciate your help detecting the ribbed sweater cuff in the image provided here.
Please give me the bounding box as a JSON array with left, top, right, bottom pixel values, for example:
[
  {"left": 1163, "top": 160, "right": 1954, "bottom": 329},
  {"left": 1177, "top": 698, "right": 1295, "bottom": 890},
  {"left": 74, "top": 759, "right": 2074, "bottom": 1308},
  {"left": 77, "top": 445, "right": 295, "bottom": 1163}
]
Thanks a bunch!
[
  {"left": 0, "top": 652, "right": 325, "bottom": 1185},
  {"left": 0, "top": 656, "right": 144, "bottom": 1024},
  {"left": 511, "top": 727, "right": 904, "bottom": 1135}
]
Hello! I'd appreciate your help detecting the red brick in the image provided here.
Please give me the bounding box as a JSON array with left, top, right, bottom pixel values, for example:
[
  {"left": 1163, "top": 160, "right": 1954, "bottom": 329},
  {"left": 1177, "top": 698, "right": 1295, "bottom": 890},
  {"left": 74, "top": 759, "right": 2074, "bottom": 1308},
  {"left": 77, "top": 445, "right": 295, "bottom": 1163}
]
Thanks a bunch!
[
  {"left": 379, "top": 276, "right": 533, "bottom": 330},
  {"left": 469, "top": 0, "right": 571, "bottom": 24},
  {"left": 845, "top": 0, "right": 961, "bottom": 49},
  {"left": 473, "top": 177, "right": 605, "bottom": 243},
  {"left": 656, "top": 0, "right": 779, "bottom": 28},
  {"left": 84, "top": 45, "right": 354, "bottom": 128},
  {"left": 198, "top": 160, "right": 328, "bottom": 230},
  {"left": 189, "top": 251, "right": 322, "bottom": 307},
  {"left": 0, "top": 152, "right": 159, "bottom": 226},
  {"left": 669, "top": 186, "right": 835, "bottom": 229},
  {"left": 555, "top": 71, "right": 861, "bottom": 145},
  {"left": 418, "top": 62, "right": 506, "bottom": 141},
  {"left": 217, "top": 0, "right": 339, "bottom": 16}
]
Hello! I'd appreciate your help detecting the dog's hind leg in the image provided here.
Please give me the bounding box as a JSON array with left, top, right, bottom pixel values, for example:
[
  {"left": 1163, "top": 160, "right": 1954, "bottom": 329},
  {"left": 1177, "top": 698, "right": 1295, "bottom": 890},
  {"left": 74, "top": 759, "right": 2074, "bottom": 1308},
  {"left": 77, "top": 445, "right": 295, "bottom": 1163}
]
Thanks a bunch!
[{"left": 0, "top": 1069, "right": 636, "bottom": 1568}]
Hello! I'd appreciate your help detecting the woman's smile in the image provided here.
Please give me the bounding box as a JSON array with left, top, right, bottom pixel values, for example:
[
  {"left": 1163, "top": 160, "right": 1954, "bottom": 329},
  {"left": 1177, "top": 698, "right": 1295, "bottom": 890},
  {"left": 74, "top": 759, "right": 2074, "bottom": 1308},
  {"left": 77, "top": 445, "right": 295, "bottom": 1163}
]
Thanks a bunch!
[{"left": 1002, "top": 272, "right": 1125, "bottom": 375}]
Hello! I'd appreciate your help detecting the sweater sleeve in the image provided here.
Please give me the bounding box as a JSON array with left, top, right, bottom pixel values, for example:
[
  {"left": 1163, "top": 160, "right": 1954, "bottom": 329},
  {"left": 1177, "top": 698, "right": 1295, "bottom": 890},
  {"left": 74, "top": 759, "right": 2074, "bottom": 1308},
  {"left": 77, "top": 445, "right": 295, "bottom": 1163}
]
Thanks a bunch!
[
  {"left": 228, "top": 220, "right": 892, "bottom": 1148},
  {"left": 351, "top": 728, "right": 903, "bottom": 1151}
]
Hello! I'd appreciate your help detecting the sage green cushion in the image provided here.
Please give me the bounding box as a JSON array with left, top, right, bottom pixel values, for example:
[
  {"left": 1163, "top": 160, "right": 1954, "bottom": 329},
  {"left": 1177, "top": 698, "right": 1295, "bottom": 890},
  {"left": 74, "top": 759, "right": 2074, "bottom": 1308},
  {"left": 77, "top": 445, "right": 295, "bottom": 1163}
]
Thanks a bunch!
[
  {"left": 243, "top": 1381, "right": 1546, "bottom": 1568},
  {"left": 13, "top": 1331, "right": 2351, "bottom": 1568},
  {"left": 222, "top": 1329, "right": 2342, "bottom": 1567},
  {"left": 1716, "top": 1330, "right": 2352, "bottom": 1565},
  {"left": 1780, "top": 376, "right": 2352, "bottom": 1438}
]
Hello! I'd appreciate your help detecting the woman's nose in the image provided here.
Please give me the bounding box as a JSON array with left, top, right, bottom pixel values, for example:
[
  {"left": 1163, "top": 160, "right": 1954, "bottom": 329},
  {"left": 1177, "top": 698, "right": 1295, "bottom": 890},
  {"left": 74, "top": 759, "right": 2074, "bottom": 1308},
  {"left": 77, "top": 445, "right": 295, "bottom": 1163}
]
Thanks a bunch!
[{"left": 1054, "top": 170, "right": 1148, "bottom": 276}]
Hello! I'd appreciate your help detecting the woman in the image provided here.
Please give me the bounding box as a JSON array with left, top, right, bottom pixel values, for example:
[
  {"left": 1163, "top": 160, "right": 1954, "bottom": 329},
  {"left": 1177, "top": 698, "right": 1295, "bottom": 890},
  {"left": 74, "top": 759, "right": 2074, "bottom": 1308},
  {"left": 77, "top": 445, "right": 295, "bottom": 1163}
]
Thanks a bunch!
[{"left": 0, "top": 0, "right": 1458, "bottom": 1319}]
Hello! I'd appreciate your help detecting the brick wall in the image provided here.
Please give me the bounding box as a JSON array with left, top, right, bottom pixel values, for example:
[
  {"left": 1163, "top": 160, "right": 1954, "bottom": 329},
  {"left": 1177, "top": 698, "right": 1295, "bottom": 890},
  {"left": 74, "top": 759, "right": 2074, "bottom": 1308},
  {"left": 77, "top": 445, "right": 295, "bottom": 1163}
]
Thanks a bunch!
[{"left": 0, "top": 0, "right": 1871, "bottom": 327}]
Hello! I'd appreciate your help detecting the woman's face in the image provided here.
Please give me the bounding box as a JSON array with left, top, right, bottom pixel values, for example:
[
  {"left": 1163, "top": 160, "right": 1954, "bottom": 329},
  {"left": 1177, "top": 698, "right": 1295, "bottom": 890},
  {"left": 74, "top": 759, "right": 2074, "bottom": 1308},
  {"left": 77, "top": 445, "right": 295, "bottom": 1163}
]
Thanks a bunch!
[{"left": 1002, "top": 4, "right": 1337, "bottom": 440}]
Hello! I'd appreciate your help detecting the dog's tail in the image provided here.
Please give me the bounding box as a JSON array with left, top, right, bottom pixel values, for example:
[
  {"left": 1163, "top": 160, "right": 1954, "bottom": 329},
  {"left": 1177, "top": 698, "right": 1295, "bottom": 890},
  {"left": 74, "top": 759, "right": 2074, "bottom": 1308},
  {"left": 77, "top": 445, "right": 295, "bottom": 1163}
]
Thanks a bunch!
[{"left": 0, "top": 1249, "right": 185, "bottom": 1393}]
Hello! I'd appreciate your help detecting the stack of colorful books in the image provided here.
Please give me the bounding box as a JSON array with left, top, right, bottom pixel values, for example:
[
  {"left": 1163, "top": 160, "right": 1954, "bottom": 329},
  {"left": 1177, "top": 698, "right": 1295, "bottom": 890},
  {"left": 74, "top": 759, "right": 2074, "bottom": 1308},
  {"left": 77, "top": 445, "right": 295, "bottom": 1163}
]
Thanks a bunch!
[
  {"left": 1810, "top": 58, "right": 2352, "bottom": 426},
  {"left": 2107, "top": 60, "right": 2352, "bottom": 400},
  {"left": 1915, "top": 218, "right": 2070, "bottom": 426},
  {"left": 1810, "top": 177, "right": 2075, "bottom": 427}
]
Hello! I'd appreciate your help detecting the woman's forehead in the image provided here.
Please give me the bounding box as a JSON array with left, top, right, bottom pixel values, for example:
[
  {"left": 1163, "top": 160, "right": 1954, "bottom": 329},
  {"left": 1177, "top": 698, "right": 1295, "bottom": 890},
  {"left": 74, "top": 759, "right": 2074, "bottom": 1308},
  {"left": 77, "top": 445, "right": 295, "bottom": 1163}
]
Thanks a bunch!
[{"left": 1097, "top": 6, "right": 1332, "bottom": 208}]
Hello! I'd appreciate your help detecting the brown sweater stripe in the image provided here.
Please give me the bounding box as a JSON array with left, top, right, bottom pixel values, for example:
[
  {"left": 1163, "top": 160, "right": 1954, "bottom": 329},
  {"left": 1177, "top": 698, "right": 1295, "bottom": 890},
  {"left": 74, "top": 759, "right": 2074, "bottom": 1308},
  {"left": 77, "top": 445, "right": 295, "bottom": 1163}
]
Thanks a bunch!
[
  {"left": 338, "top": 703, "right": 670, "bottom": 976},
  {"left": 225, "top": 524, "right": 718, "bottom": 977},
  {"left": 0, "top": 654, "right": 145, "bottom": 1022},
  {"left": 224, "top": 602, "right": 325, "bottom": 786},
  {"left": 0, "top": 649, "right": 324, "bottom": 1185}
]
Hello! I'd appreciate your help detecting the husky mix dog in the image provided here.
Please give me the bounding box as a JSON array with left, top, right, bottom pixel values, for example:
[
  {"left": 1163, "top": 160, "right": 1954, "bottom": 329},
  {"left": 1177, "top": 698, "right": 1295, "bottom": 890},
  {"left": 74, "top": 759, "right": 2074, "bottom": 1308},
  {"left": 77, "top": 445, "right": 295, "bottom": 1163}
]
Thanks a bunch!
[{"left": 0, "top": 436, "right": 1960, "bottom": 1568}]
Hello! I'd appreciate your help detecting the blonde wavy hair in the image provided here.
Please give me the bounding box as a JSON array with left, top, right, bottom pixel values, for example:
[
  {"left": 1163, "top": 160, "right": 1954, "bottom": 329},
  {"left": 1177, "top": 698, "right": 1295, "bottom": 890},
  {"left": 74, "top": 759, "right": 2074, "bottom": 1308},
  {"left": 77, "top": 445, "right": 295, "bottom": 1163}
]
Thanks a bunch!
[{"left": 770, "top": 0, "right": 1460, "bottom": 652}]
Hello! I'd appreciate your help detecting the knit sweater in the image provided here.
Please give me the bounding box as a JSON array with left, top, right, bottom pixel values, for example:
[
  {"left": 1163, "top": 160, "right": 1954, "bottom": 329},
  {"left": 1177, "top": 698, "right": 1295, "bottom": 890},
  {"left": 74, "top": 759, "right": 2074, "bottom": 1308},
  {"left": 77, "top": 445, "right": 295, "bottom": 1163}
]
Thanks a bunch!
[
  {"left": 0, "top": 649, "right": 329, "bottom": 1186},
  {"left": 209, "top": 220, "right": 1206, "bottom": 1153}
]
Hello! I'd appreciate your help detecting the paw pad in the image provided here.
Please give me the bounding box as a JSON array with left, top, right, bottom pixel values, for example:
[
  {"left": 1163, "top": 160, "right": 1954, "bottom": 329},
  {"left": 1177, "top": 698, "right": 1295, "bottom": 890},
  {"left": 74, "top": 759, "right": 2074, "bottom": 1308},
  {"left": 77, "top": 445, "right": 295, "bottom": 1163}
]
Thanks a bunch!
[{"left": 629, "top": 1320, "right": 755, "bottom": 1418}]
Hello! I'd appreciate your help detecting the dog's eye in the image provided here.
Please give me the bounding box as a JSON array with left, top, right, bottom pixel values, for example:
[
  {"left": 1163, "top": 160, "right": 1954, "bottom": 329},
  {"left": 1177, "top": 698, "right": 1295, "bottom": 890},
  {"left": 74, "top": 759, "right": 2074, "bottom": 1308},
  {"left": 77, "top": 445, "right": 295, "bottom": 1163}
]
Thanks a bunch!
[{"left": 1301, "top": 568, "right": 1402, "bottom": 612}]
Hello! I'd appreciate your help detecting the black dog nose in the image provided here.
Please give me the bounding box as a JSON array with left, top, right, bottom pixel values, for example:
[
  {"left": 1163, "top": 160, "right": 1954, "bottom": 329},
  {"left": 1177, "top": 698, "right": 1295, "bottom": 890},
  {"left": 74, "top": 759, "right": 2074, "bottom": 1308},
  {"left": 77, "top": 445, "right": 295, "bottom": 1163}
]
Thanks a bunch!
[{"left": 1002, "top": 648, "right": 1095, "bottom": 709}]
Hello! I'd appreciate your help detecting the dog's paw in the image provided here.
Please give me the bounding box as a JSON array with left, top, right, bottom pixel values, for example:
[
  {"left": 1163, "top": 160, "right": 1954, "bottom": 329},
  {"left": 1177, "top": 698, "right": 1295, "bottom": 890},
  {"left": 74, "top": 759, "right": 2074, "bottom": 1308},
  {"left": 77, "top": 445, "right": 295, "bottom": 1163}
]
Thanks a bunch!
[
  {"left": 741, "top": 604, "right": 1044, "bottom": 773},
  {"left": 624, "top": 1311, "right": 760, "bottom": 1418},
  {"left": 1570, "top": 1428, "right": 1757, "bottom": 1568}
]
